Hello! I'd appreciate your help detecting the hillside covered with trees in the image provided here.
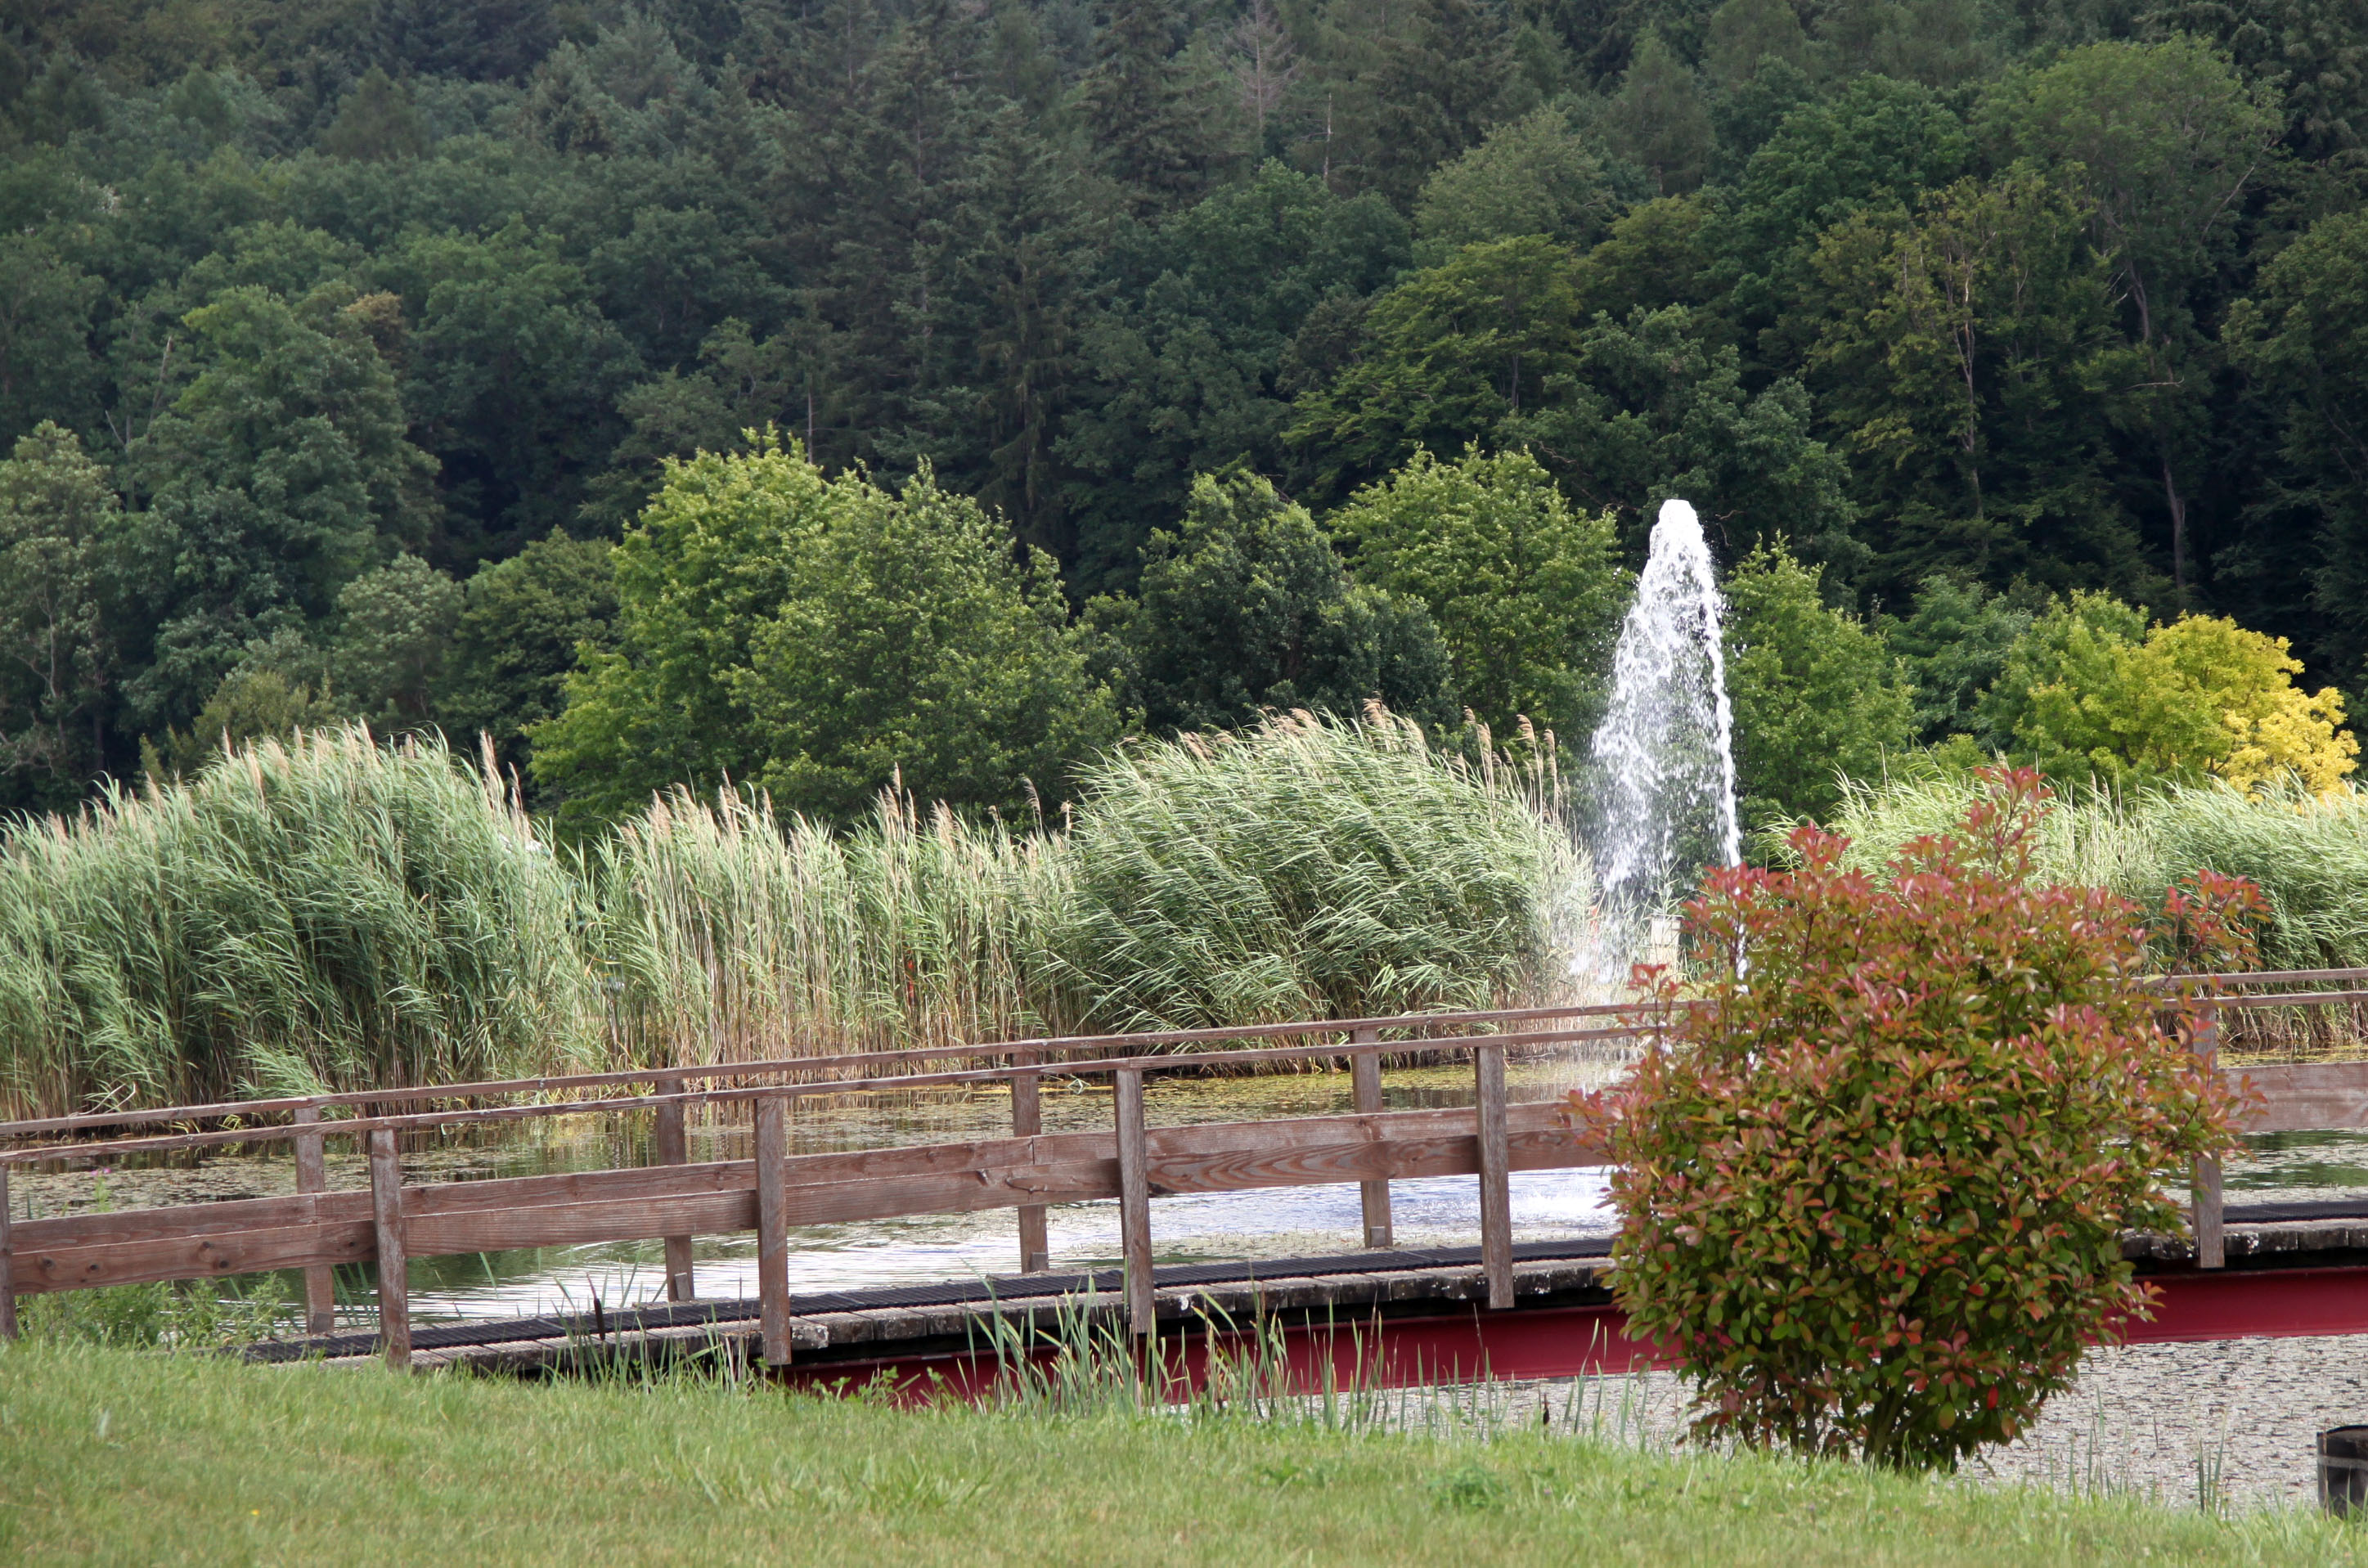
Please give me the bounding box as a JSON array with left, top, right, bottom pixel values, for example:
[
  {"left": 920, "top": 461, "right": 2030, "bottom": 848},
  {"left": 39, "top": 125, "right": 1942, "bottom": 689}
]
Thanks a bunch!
[{"left": 1, "top": 0, "right": 2364, "bottom": 826}]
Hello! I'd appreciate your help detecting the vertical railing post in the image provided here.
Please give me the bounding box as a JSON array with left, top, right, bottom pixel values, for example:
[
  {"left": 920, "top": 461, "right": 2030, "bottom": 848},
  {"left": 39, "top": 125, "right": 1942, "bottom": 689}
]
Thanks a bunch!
[
  {"left": 366, "top": 1127, "right": 410, "bottom": 1369},
  {"left": 0, "top": 1163, "right": 17, "bottom": 1341},
  {"left": 1115, "top": 1067, "right": 1153, "bottom": 1337},
  {"left": 293, "top": 1105, "right": 335, "bottom": 1335},
  {"left": 1475, "top": 1040, "right": 1513, "bottom": 1309},
  {"left": 755, "top": 1093, "right": 792, "bottom": 1365},
  {"left": 1351, "top": 1027, "right": 1392, "bottom": 1250},
  {"left": 655, "top": 1076, "right": 695, "bottom": 1302},
  {"left": 2194, "top": 1001, "right": 2225, "bottom": 1270},
  {"left": 1012, "top": 1051, "right": 1049, "bottom": 1274}
]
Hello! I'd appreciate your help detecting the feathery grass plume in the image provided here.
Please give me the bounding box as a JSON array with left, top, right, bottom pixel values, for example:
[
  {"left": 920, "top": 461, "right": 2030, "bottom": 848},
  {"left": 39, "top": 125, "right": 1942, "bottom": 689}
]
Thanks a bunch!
[
  {"left": 0, "top": 726, "right": 601, "bottom": 1118},
  {"left": 1058, "top": 708, "right": 1587, "bottom": 1031},
  {"left": 589, "top": 784, "right": 1081, "bottom": 1065}
]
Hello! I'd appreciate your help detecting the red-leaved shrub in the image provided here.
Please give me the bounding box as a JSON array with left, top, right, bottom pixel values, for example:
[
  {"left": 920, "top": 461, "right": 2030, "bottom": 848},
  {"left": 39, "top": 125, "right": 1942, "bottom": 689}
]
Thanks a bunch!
[{"left": 1580, "top": 770, "right": 2258, "bottom": 1469}]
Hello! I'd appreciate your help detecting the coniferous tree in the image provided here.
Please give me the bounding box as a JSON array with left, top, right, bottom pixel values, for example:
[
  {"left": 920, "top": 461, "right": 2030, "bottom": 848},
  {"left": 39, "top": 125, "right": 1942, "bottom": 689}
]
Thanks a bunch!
[
  {"left": 1078, "top": 0, "right": 1233, "bottom": 217},
  {"left": 1355, "top": 0, "right": 1518, "bottom": 205},
  {"left": 1606, "top": 29, "right": 1713, "bottom": 195}
]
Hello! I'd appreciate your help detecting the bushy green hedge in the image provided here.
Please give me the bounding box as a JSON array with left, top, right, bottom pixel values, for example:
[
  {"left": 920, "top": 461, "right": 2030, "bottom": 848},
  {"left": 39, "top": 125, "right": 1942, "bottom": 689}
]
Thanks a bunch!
[{"left": 1593, "top": 773, "right": 2242, "bottom": 1469}]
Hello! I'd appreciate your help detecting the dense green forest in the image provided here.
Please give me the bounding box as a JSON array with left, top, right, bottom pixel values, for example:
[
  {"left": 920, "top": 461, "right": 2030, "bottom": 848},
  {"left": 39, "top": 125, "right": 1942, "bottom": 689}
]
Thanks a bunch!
[{"left": 2, "top": 0, "right": 2366, "bottom": 828}]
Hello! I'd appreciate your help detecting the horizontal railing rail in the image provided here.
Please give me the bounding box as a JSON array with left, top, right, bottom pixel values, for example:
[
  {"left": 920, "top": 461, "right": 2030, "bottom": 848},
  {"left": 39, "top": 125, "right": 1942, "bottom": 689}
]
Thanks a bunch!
[
  {"left": 0, "top": 997, "right": 1674, "bottom": 1142},
  {"left": 0, "top": 965, "right": 2361, "bottom": 1362},
  {"left": 7, "top": 965, "right": 2357, "bottom": 1147},
  {"left": 0, "top": 1023, "right": 1656, "bottom": 1167}
]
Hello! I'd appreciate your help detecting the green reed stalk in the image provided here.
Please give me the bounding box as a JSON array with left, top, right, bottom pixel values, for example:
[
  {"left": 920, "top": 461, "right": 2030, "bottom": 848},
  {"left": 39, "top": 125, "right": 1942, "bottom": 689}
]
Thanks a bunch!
[{"left": 1823, "top": 771, "right": 2368, "bottom": 971}]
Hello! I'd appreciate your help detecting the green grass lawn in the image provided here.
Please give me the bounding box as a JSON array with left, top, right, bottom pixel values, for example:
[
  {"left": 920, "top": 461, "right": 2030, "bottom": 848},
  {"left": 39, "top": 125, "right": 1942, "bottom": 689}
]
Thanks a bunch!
[{"left": 2, "top": 1342, "right": 2363, "bottom": 1566}]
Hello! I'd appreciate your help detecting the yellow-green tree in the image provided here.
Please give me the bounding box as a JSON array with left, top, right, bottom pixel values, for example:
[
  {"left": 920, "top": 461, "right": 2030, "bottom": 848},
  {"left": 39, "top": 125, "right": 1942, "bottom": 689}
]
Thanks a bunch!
[{"left": 1987, "top": 596, "right": 2357, "bottom": 792}]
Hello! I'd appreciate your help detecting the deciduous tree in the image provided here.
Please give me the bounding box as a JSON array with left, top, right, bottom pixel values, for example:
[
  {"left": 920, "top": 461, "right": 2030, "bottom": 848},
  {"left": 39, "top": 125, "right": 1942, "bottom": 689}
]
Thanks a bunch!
[
  {"left": 1723, "top": 539, "right": 1913, "bottom": 827},
  {"left": 1330, "top": 444, "right": 1626, "bottom": 738},
  {"left": 1103, "top": 470, "right": 1455, "bottom": 733}
]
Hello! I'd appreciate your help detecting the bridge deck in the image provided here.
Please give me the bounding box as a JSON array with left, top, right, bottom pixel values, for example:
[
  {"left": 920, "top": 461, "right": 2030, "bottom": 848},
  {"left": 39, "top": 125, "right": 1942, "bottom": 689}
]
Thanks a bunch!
[{"left": 241, "top": 1197, "right": 2368, "bottom": 1385}]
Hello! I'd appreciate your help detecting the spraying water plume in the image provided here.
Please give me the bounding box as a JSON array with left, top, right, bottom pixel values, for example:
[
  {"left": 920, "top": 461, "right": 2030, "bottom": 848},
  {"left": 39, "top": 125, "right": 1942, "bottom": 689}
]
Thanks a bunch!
[{"left": 1582, "top": 498, "right": 1740, "bottom": 978}]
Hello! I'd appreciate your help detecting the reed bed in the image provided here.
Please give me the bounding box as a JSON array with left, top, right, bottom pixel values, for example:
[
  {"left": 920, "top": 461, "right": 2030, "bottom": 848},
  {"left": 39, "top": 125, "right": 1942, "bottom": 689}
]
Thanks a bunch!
[
  {"left": 1824, "top": 773, "right": 2368, "bottom": 968},
  {"left": 0, "top": 729, "right": 601, "bottom": 1116},
  {"left": 589, "top": 786, "right": 1082, "bottom": 1064},
  {"left": 0, "top": 714, "right": 1585, "bottom": 1117},
  {"left": 1061, "top": 710, "right": 1585, "bottom": 1031},
  {"left": 1822, "top": 771, "right": 2368, "bottom": 1055}
]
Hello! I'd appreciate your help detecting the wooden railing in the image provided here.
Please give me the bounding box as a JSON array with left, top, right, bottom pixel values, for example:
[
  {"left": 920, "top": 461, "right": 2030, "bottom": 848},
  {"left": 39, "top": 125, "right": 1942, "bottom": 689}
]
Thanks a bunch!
[
  {"left": 0, "top": 972, "right": 2363, "bottom": 1370},
  {"left": 0, "top": 999, "right": 1660, "bottom": 1366}
]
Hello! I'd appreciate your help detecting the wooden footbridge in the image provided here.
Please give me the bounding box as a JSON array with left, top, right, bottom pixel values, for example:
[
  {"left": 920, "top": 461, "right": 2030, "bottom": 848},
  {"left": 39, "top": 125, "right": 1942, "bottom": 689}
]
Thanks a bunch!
[{"left": 4, "top": 970, "right": 2368, "bottom": 1384}]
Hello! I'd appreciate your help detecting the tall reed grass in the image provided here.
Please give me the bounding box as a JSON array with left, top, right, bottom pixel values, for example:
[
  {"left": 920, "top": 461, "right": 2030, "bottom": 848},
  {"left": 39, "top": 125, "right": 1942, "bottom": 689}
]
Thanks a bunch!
[
  {"left": 590, "top": 786, "right": 1081, "bottom": 1064},
  {"left": 0, "top": 729, "right": 601, "bottom": 1116},
  {"left": 0, "top": 714, "right": 1585, "bottom": 1116},
  {"left": 1060, "top": 710, "right": 1585, "bottom": 1030},
  {"left": 1822, "top": 771, "right": 2368, "bottom": 971}
]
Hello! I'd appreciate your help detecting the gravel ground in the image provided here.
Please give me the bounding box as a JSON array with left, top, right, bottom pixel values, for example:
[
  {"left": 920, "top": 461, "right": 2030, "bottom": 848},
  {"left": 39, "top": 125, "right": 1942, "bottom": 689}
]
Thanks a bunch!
[
  {"left": 1972, "top": 1334, "right": 2367, "bottom": 1510},
  {"left": 1424, "top": 1335, "right": 2368, "bottom": 1513}
]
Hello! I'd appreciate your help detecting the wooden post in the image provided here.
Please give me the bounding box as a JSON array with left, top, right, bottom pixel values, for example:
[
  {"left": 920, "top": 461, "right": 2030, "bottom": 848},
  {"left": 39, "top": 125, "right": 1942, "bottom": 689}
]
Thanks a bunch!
[
  {"left": 1475, "top": 1041, "right": 1513, "bottom": 1310},
  {"left": 2194, "top": 1002, "right": 2226, "bottom": 1270},
  {"left": 366, "top": 1128, "right": 410, "bottom": 1369},
  {"left": 1011, "top": 1053, "right": 1049, "bottom": 1273},
  {"left": 1351, "top": 1027, "right": 1392, "bottom": 1250},
  {"left": 755, "top": 1094, "right": 791, "bottom": 1365},
  {"left": 1115, "top": 1067, "right": 1153, "bottom": 1337},
  {"left": 293, "top": 1105, "right": 335, "bottom": 1335},
  {"left": 655, "top": 1081, "right": 695, "bottom": 1301},
  {"left": 0, "top": 1164, "right": 16, "bottom": 1341}
]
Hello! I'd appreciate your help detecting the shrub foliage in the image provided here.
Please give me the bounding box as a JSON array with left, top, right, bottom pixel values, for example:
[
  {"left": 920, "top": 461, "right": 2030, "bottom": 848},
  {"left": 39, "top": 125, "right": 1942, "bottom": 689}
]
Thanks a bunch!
[{"left": 1587, "top": 771, "right": 2250, "bottom": 1469}]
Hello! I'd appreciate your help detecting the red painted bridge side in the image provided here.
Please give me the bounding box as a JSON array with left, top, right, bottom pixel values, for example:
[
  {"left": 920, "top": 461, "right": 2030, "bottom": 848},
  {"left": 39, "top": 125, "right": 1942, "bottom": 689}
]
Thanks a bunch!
[
  {"left": 2122, "top": 1265, "right": 2368, "bottom": 1344},
  {"left": 783, "top": 1265, "right": 2368, "bottom": 1400}
]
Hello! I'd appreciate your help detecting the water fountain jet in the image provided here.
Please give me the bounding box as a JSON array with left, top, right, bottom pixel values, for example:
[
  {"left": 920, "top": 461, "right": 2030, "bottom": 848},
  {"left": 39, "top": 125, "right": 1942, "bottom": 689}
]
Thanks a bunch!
[{"left": 1582, "top": 498, "right": 1740, "bottom": 980}]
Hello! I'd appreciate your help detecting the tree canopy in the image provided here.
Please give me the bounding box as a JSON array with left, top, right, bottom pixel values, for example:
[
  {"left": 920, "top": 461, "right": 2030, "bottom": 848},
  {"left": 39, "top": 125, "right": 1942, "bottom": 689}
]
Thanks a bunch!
[{"left": 0, "top": 2, "right": 2360, "bottom": 820}]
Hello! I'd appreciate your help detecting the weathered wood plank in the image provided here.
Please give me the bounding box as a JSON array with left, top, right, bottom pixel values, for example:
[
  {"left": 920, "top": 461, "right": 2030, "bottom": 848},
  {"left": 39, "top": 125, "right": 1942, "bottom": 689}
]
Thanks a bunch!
[
  {"left": 0, "top": 1029, "right": 1642, "bottom": 1167},
  {"left": 2194, "top": 1156, "right": 2225, "bottom": 1268},
  {"left": 1012, "top": 1053, "right": 1049, "bottom": 1274},
  {"left": 407, "top": 1193, "right": 760, "bottom": 1256},
  {"left": 1353, "top": 1027, "right": 1391, "bottom": 1251},
  {"left": 2194, "top": 1012, "right": 2224, "bottom": 1270},
  {"left": 11, "top": 1103, "right": 1601, "bottom": 1297},
  {"left": 12, "top": 1223, "right": 378, "bottom": 1294},
  {"left": 0, "top": 1165, "right": 16, "bottom": 1339},
  {"left": 1116, "top": 1068, "right": 1153, "bottom": 1337},
  {"left": 0, "top": 996, "right": 1667, "bottom": 1141},
  {"left": 293, "top": 1105, "right": 335, "bottom": 1333},
  {"left": 655, "top": 1090, "right": 695, "bottom": 1302},
  {"left": 756, "top": 1095, "right": 790, "bottom": 1365},
  {"left": 368, "top": 1130, "right": 410, "bottom": 1370},
  {"left": 1476, "top": 1045, "right": 1513, "bottom": 1310},
  {"left": 11, "top": 1189, "right": 368, "bottom": 1252},
  {"left": 2228, "top": 1061, "right": 2368, "bottom": 1133}
]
